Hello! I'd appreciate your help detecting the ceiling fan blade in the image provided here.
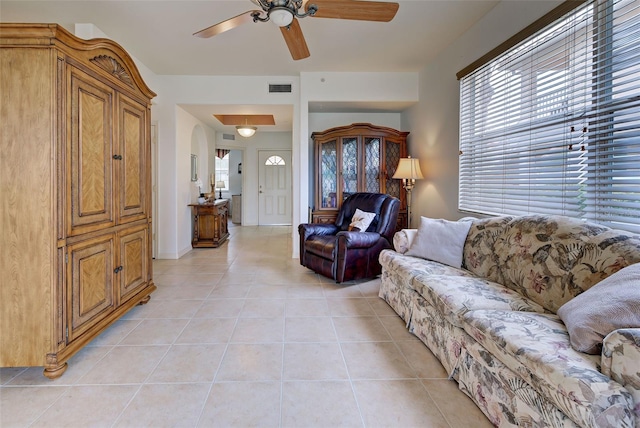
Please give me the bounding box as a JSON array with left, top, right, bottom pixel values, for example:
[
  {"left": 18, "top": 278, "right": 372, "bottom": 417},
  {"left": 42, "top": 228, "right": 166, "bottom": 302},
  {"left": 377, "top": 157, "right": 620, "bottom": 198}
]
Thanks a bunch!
[
  {"left": 308, "top": 0, "right": 399, "bottom": 22},
  {"left": 280, "top": 19, "right": 310, "bottom": 61},
  {"left": 194, "top": 11, "right": 260, "bottom": 38}
]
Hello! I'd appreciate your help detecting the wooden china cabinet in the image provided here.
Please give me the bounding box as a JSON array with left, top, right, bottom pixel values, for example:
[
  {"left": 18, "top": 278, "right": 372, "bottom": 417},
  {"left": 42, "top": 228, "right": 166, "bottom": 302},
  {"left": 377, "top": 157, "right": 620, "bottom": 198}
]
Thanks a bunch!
[
  {"left": 311, "top": 123, "right": 409, "bottom": 229},
  {"left": 0, "top": 24, "right": 156, "bottom": 378}
]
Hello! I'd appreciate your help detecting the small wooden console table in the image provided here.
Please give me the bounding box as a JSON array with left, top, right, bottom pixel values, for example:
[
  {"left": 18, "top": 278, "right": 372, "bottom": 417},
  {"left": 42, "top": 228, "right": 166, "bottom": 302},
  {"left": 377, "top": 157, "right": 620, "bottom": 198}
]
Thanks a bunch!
[{"left": 189, "top": 199, "right": 229, "bottom": 248}]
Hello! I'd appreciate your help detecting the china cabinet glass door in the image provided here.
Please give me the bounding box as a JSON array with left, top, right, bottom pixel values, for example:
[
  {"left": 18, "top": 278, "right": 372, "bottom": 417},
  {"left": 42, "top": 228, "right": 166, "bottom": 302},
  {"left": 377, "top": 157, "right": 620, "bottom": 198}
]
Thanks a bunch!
[
  {"left": 364, "top": 137, "right": 381, "bottom": 193},
  {"left": 341, "top": 137, "right": 359, "bottom": 201},
  {"left": 319, "top": 139, "right": 338, "bottom": 208}
]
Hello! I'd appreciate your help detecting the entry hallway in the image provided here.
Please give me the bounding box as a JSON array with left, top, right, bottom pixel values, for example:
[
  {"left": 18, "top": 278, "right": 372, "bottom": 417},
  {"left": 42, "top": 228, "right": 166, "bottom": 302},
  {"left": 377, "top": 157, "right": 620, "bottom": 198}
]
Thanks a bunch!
[{"left": 1, "top": 225, "right": 491, "bottom": 427}]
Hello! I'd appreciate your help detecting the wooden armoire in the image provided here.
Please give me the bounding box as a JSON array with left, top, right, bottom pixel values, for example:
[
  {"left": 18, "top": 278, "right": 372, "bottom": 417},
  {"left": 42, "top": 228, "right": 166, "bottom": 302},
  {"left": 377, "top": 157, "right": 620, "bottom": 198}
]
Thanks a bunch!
[
  {"left": 0, "top": 24, "right": 156, "bottom": 378},
  {"left": 311, "top": 123, "right": 409, "bottom": 229}
]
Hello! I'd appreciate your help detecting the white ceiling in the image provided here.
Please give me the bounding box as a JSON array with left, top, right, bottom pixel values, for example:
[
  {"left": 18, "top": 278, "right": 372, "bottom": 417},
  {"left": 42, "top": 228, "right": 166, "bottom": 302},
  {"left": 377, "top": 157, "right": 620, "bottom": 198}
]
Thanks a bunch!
[{"left": 1, "top": 0, "right": 500, "bottom": 132}]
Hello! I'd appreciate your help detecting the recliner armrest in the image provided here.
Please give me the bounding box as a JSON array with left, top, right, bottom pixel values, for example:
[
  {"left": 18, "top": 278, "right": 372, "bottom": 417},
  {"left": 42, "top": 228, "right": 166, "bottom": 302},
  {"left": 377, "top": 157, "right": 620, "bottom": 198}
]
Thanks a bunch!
[
  {"left": 298, "top": 223, "right": 339, "bottom": 239},
  {"left": 337, "top": 231, "right": 382, "bottom": 248}
]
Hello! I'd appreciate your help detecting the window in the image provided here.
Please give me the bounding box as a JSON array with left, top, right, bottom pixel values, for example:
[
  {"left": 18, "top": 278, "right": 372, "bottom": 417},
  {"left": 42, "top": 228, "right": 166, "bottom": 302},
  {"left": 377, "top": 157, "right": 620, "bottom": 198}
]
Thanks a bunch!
[
  {"left": 215, "top": 152, "right": 229, "bottom": 190},
  {"left": 265, "top": 155, "right": 285, "bottom": 166},
  {"left": 458, "top": 0, "right": 640, "bottom": 233}
]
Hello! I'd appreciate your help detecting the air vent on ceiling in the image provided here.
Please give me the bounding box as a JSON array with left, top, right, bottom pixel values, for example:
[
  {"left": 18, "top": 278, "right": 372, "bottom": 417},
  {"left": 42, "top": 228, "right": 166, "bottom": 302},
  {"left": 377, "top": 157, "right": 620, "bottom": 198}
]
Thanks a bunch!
[
  {"left": 269, "top": 84, "right": 292, "bottom": 93},
  {"left": 222, "top": 133, "right": 235, "bottom": 140}
]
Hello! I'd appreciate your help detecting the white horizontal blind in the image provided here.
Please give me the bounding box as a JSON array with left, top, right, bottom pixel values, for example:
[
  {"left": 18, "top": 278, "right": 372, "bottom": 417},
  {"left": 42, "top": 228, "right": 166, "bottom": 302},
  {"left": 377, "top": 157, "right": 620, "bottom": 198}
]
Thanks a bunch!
[{"left": 459, "top": 0, "right": 640, "bottom": 233}]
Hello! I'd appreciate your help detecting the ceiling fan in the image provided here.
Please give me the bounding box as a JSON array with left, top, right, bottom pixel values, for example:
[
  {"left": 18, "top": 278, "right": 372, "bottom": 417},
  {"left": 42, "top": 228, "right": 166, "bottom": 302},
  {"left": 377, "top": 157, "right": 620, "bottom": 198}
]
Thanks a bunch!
[{"left": 194, "top": 0, "right": 399, "bottom": 60}]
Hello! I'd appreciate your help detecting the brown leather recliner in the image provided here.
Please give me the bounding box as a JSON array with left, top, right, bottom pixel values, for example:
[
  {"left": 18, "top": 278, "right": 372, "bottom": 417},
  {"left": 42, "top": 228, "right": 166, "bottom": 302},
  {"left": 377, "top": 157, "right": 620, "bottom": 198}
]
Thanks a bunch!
[{"left": 298, "top": 192, "right": 400, "bottom": 283}]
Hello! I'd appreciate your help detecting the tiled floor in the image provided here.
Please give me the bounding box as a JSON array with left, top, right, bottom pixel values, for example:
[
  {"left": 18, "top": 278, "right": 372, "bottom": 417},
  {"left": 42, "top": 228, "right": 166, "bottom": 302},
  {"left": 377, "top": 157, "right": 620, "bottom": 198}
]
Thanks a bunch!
[{"left": 0, "top": 225, "right": 492, "bottom": 428}]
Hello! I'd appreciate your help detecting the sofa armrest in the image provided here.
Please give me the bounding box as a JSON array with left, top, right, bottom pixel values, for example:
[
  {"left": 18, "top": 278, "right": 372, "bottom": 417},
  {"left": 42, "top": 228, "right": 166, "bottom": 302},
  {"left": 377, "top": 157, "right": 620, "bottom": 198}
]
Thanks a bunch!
[
  {"left": 336, "top": 231, "right": 382, "bottom": 249},
  {"left": 601, "top": 328, "right": 640, "bottom": 420},
  {"left": 393, "top": 229, "right": 418, "bottom": 254}
]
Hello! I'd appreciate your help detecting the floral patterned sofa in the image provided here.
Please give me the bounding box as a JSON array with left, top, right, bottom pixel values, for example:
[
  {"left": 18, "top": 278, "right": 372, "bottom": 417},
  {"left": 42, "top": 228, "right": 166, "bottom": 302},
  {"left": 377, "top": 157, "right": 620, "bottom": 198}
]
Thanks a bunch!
[{"left": 379, "top": 215, "right": 640, "bottom": 427}]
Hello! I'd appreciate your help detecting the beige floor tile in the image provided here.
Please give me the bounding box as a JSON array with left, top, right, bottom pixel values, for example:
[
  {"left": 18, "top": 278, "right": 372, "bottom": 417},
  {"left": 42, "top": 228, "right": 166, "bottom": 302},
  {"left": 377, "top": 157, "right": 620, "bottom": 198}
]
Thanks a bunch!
[
  {"left": 198, "top": 381, "right": 281, "bottom": 427},
  {"left": 379, "top": 314, "right": 420, "bottom": 341},
  {"left": 153, "top": 284, "right": 215, "bottom": 300},
  {"left": 367, "top": 297, "right": 401, "bottom": 317},
  {"left": 143, "top": 299, "right": 204, "bottom": 319},
  {"left": 0, "top": 367, "right": 25, "bottom": 385},
  {"left": 119, "top": 318, "right": 189, "bottom": 345},
  {"left": 341, "top": 342, "right": 416, "bottom": 380},
  {"left": 283, "top": 343, "right": 349, "bottom": 380},
  {"left": 247, "top": 284, "right": 290, "bottom": 298},
  {"left": 215, "top": 343, "right": 283, "bottom": 381},
  {"left": 281, "top": 381, "right": 362, "bottom": 428},
  {"left": 194, "top": 298, "right": 245, "bottom": 318},
  {"left": 115, "top": 383, "right": 210, "bottom": 427},
  {"left": 285, "top": 284, "right": 325, "bottom": 298},
  {"left": 207, "top": 284, "right": 251, "bottom": 298},
  {"left": 240, "top": 299, "right": 286, "bottom": 318},
  {"left": 77, "top": 345, "right": 169, "bottom": 384},
  {"left": 231, "top": 317, "right": 284, "bottom": 343},
  {"left": 323, "top": 283, "right": 365, "bottom": 298},
  {"left": 87, "top": 319, "right": 142, "bottom": 347},
  {"left": 31, "top": 385, "right": 138, "bottom": 428},
  {"left": 285, "top": 317, "right": 337, "bottom": 342},
  {"left": 285, "top": 298, "right": 330, "bottom": 317},
  {"left": 395, "top": 340, "right": 449, "bottom": 379},
  {"left": 332, "top": 316, "right": 392, "bottom": 342},
  {"left": 147, "top": 344, "right": 225, "bottom": 383},
  {"left": 218, "top": 272, "right": 256, "bottom": 285},
  {"left": 327, "top": 298, "right": 375, "bottom": 316},
  {"left": 175, "top": 317, "right": 237, "bottom": 344},
  {"left": 422, "top": 379, "right": 494, "bottom": 427},
  {"left": 353, "top": 380, "right": 450, "bottom": 428},
  {"left": 0, "top": 386, "right": 67, "bottom": 426}
]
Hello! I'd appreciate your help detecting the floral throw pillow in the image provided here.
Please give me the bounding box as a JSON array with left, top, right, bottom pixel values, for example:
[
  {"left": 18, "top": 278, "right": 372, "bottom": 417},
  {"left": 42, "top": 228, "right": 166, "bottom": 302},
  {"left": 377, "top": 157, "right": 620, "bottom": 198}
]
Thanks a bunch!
[{"left": 557, "top": 262, "right": 640, "bottom": 354}]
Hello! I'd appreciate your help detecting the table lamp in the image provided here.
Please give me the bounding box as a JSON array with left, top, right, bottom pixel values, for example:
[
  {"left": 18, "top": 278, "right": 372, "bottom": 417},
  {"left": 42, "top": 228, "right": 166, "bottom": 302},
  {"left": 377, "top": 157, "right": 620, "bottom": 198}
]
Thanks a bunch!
[{"left": 215, "top": 181, "right": 225, "bottom": 199}]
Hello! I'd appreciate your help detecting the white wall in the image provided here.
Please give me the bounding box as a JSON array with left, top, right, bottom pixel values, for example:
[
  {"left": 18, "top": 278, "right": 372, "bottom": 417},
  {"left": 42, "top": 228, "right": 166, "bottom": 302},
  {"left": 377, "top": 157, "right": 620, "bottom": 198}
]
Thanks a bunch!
[{"left": 403, "top": 0, "right": 562, "bottom": 221}]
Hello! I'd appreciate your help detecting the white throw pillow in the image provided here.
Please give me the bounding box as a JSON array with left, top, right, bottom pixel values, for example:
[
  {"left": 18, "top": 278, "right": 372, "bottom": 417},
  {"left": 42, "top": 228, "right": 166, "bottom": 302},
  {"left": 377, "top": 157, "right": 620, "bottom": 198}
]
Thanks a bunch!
[
  {"left": 349, "top": 208, "right": 376, "bottom": 232},
  {"left": 406, "top": 217, "right": 472, "bottom": 268}
]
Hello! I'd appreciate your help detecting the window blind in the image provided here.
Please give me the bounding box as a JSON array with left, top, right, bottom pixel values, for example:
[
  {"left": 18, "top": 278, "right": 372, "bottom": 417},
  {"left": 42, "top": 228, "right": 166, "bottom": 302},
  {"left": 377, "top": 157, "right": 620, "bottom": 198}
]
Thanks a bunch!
[{"left": 459, "top": 0, "right": 640, "bottom": 233}]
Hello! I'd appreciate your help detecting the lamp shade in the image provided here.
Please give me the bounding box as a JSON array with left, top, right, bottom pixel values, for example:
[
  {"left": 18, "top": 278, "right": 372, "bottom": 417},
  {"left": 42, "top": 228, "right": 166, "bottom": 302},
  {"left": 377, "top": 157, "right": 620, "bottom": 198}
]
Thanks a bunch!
[
  {"left": 392, "top": 157, "right": 424, "bottom": 180},
  {"left": 236, "top": 125, "right": 257, "bottom": 138},
  {"left": 215, "top": 180, "right": 225, "bottom": 189}
]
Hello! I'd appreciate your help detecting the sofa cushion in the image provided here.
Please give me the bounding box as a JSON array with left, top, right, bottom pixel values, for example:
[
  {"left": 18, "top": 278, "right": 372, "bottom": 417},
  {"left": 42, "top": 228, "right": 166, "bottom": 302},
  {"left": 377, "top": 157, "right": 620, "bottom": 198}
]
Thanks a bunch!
[
  {"left": 558, "top": 262, "right": 640, "bottom": 355},
  {"left": 379, "top": 249, "right": 474, "bottom": 292},
  {"left": 492, "top": 215, "right": 640, "bottom": 313},
  {"left": 462, "top": 310, "right": 634, "bottom": 427},
  {"left": 406, "top": 217, "right": 472, "bottom": 268},
  {"left": 412, "top": 274, "right": 545, "bottom": 328}
]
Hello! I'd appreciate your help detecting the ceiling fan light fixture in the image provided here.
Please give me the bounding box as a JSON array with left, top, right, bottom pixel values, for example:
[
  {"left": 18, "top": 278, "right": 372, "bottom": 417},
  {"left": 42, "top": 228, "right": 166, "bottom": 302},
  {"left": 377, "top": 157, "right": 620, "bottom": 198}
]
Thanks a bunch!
[
  {"left": 270, "top": 7, "right": 294, "bottom": 27},
  {"left": 236, "top": 125, "right": 257, "bottom": 138}
]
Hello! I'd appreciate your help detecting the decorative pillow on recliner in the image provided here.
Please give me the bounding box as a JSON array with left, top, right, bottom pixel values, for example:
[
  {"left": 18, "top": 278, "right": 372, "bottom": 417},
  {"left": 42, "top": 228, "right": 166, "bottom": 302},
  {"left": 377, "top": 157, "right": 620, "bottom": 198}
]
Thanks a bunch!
[
  {"left": 406, "top": 217, "right": 472, "bottom": 268},
  {"left": 557, "top": 262, "right": 640, "bottom": 355},
  {"left": 349, "top": 208, "right": 376, "bottom": 232}
]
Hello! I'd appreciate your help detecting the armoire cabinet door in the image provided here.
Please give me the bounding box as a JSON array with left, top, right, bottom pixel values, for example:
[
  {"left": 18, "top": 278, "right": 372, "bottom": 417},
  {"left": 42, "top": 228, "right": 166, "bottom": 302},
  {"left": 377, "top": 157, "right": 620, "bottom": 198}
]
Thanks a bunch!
[
  {"left": 68, "top": 65, "right": 115, "bottom": 236},
  {"left": 67, "top": 234, "right": 115, "bottom": 342},
  {"left": 117, "top": 94, "right": 148, "bottom": 223},
  {"left": 118, "top": 225, "right": 149, "bottom": 303}
]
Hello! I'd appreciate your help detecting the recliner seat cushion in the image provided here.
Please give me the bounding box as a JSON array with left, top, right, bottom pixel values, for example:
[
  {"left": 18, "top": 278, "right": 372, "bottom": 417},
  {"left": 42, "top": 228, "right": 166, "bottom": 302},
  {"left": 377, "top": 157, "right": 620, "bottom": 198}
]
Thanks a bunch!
[{"left": 462, "top": 309, "right": 634, "bottom": 427}]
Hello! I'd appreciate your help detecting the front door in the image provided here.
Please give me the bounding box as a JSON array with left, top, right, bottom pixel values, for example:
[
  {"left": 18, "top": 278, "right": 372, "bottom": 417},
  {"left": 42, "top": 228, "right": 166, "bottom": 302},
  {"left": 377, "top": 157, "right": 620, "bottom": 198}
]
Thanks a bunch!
[{"left": 258, "top": 150, "right": 292, "bottom": 225}]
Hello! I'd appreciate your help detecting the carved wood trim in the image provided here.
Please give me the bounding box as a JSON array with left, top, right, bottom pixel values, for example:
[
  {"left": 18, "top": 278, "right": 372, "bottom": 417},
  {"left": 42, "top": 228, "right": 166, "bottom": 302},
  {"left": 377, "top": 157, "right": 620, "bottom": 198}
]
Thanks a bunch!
[{"left": 90, "top": 55, "right": 134, "bottom": 88}]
